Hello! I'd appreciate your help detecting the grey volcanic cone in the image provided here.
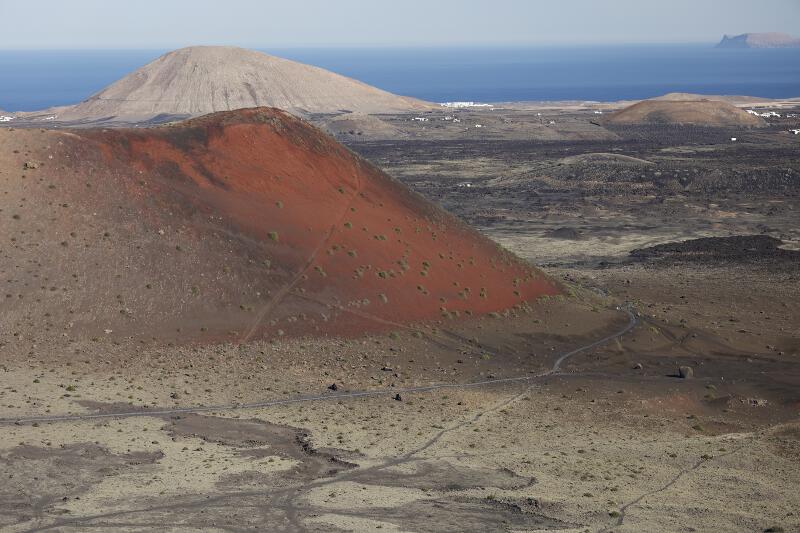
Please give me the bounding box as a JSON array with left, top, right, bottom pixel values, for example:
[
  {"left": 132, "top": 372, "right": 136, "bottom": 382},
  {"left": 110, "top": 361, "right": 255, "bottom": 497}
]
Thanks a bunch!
[{"left": 57, "top": 46, "right": 433, "bottom": 122}]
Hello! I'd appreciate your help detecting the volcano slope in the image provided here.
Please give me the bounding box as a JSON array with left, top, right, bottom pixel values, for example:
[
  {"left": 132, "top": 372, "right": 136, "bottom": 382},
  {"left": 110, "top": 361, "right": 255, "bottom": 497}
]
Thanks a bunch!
[
  {"left": 1, "top": 107, "right": 561, "bottom": 347},
  {"left": 52, "top": 46, "right": 432, "bottom": 123},
  {"left": 605, "top": 99, "right": 766, "bottom": 127}
]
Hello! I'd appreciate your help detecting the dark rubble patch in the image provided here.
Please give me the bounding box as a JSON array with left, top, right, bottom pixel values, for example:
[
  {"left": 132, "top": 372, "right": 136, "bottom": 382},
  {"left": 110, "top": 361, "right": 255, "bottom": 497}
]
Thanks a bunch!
[
  {"left": 371, "top": 460, "right": 533, "bottom": 492},
  {"left": 0, "top": 443, "right": 162, "bottom": 526},
  {"left": 164, "top": 413, "right": 355, "bottom": 481},
  {"left": 547, "top": 227, "right": 584, "bottom": 240},
  {"left": 630, "top": 235, "right": 800, "bottom": 266},
  {"left": 344, "top": 496, "right": 573, "bottom": 532}
]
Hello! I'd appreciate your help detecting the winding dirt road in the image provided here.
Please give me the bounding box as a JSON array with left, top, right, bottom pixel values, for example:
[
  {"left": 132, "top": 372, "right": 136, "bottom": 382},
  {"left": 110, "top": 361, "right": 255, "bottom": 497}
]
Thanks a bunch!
[{"left": 0, "top": 305, "right": 638, "bottom": 427}]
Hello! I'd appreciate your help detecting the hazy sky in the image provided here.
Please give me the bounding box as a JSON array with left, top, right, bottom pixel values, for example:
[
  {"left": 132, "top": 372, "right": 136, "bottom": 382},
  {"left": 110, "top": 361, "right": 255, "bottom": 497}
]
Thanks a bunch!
[{"left": 1, "top": 0, "right": 798, "bottom": 48}]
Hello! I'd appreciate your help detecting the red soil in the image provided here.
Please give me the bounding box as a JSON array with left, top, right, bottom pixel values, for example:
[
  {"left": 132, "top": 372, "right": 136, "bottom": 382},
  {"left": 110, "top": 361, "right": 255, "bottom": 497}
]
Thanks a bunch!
[{"left": 3, "top": 108, "right": 560, "bottom": 341}]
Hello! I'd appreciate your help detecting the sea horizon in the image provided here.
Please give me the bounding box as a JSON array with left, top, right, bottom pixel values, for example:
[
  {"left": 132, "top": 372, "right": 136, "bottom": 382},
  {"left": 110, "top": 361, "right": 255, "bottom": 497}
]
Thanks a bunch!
[{"left": 2, "top": 43, "right": 799, "bottom": 112}]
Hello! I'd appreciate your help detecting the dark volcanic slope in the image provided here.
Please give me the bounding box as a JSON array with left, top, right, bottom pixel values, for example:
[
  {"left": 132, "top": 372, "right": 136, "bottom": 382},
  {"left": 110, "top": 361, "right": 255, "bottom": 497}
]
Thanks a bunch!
[
  {"left": 630, "top": 235, "right": 800, "bottom": 267},
  {"left": 0, "top": 108, "right": 559, "bottom": 343}
]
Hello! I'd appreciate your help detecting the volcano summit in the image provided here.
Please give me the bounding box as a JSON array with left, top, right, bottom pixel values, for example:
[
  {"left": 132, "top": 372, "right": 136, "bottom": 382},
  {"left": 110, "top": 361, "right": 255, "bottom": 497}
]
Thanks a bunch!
[{"left": 54, "top": 46, "right": 432, "bottom": 123}]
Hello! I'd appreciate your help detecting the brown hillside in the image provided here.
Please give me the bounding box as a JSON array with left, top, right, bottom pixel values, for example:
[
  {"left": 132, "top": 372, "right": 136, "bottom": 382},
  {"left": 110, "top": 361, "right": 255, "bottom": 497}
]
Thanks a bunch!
[
  {"left": 606, "top": 99, "right": 766, "bottom": 127},
  {"left": 0, "top": 108, "right": 559, "bottom": 344}
]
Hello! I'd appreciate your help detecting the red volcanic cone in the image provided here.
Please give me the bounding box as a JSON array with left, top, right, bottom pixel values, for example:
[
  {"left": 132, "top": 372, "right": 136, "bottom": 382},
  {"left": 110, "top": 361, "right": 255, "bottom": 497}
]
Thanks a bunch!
[{"left": 1, "top": 108, "right": 560, "bottom": 342}]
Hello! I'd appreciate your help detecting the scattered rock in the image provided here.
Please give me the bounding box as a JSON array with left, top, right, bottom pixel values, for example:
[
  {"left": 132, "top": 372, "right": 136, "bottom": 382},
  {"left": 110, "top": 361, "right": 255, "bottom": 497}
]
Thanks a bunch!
[
  {"left": 23, "top": 161, "right": 39, "bottom": 170},
  {"left": 327, "top": 383, "right": 338, "bottom": 391},
  {"left": 678, "top": 366, "right": 694, "bottom": 379},
  {"left": 169, "top": 392, "right": 179, "bottom": 399},
  {"left": 746, "top": 398, "right": 768, "bottom": 407},
  {"left": 394, "top": 393, "right": 402, "bottom": 401},
  {"left": 633, "top": 363, "right": 643, "bottom": 370}
]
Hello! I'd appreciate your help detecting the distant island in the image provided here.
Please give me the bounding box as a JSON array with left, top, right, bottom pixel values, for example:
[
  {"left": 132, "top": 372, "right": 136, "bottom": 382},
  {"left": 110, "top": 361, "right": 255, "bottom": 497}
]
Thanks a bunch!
[{"left": 716, "top": 32, "right": 800, "bottom": 48}]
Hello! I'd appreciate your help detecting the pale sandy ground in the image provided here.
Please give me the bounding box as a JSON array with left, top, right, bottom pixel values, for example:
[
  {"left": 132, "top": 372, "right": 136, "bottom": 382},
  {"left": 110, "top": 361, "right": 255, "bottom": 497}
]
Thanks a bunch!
[
  {"left": 1, "top": 350, "right": 798, "bottom": 532},
  {"left": 1, "top": 267, "right": 798, "bottom": 532}
]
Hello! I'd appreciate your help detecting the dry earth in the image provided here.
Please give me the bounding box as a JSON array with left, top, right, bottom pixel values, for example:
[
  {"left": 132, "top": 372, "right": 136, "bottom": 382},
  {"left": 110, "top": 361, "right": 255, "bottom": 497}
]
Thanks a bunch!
[{"left": 1, "top": 105, "right": 799, "bottom": 532}]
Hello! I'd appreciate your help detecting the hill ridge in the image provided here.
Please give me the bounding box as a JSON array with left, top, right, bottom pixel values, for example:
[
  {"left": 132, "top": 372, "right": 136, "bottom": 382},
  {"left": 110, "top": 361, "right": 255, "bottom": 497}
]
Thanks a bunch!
[
  {"left": 57, "top": 46, "right": 432, "bottom": 123},
  {"left": 606, "top": 98, "right": 766, "bottom": 127}
]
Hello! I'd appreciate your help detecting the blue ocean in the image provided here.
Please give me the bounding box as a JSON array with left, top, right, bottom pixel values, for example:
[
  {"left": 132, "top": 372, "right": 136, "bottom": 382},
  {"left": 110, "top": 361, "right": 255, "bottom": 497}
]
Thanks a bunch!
[{"left": 1, "top": 45, "right": 799, "bottom": 112}]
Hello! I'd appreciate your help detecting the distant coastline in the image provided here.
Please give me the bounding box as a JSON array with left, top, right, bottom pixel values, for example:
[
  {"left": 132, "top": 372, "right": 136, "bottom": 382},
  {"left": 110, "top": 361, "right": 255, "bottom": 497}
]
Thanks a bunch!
[
  {"left": 2, "top": 43, "right": 800, "bottom": 112},
  {"left": 717, "top": 32, "right": 800, "bottom": 49}
]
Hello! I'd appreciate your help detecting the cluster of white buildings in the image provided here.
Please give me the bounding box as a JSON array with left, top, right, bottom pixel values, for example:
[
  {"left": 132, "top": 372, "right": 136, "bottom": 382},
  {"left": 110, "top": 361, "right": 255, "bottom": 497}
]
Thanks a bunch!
[
  {"left": 0, "top": 115, "right": 14, "bottom": 122},
  {"left": 744, "top": 109, "right": 800, "bottom": 134},
  {"left": 414, "top": 115, "right": 468, "bottom": 124},
  {"left": 440, "top": 102, "right": 493, "bottom": 109},
  {"left": 746, "top": 109, "right": 782, "bottom": 118}
]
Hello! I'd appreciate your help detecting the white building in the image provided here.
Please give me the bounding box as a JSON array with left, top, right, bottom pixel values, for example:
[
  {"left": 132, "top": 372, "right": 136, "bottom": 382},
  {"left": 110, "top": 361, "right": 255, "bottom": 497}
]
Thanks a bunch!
[{"left": 440, "top": 102, "right": 493, "bottom": 109}]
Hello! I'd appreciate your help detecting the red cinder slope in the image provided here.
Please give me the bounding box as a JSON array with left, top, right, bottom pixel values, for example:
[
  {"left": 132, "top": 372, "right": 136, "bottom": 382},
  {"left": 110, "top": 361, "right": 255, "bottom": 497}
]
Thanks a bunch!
[{"left": 1, "top": 108, "right": 560, "bottom": 342}]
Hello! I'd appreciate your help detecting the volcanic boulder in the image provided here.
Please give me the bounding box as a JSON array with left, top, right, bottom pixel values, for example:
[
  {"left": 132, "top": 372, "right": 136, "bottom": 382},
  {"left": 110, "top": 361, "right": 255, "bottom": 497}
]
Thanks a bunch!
[{"left": 0, "top": 107, "right": 560, "bottom": 343}]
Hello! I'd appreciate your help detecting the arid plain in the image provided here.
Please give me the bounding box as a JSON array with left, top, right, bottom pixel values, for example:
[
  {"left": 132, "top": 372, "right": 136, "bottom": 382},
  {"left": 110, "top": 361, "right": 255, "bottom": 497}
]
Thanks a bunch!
[{"left": 1, "top": 93, "right": 799, "bottom": 533}]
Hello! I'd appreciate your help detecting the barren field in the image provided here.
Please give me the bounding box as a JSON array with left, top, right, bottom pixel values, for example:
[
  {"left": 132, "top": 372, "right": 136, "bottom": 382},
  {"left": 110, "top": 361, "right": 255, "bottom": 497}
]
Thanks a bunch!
[{"left": 1, "top": 106, "right": 799, "bottom": 532}]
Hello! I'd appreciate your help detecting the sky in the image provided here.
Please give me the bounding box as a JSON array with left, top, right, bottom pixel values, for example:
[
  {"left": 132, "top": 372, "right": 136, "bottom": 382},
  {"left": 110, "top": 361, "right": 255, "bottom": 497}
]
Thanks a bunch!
[{"left": 0, "top": 0, "right": 798, "bottom": 49}]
